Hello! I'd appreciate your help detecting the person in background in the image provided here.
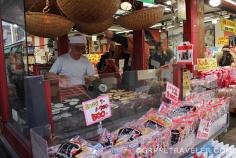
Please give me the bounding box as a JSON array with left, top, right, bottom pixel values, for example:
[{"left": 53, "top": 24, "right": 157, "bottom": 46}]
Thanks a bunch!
[
  {"left": 219, "top": 45, "right": 234, "bottom": 67},
  {"left": 165, "top": 48, "right": 175, "bottom": 64},
  {"left": 104, "top": 31, "right": 130, "bottom": 71},
  {"left": 48, "top": 35, "right": 96, "bottom": 87},
  {"left": 149, "top": 42, "right": 167, "bottom": 69},
  {"left": 97, "top": 40, "right": 115, "bottom": 73}
]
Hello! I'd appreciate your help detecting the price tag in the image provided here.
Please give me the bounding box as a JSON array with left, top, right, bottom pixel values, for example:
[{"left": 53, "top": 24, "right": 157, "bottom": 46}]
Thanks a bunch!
[
  {"left": 197, "top": 119, "right": 212, "bottom": 140},
  {"left": 82, "top": 95, "right": 112, "bottom": 126},
  {"left": 165, "top": 82, "right": 180, "bottom": 102}
]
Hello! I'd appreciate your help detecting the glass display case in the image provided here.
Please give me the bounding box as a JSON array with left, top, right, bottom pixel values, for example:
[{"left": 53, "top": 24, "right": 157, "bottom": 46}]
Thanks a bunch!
[{"left": 47, "top": 67, "right": 174, "bottom": 142}]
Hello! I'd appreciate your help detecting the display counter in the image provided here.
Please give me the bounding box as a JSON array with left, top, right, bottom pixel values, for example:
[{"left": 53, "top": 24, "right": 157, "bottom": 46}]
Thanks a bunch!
[{"left": 49, "top": 68, "right": 171, "bottom": 142}]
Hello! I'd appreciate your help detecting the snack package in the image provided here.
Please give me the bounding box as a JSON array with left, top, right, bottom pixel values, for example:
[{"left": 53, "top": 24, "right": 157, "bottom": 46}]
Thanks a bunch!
[{"left": 51, "top": 136, "right": 94, "bottom": 158}]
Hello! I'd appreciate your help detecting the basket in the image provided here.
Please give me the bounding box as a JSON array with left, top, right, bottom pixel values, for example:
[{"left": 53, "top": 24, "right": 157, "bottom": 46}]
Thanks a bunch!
[
  {"left": 116, "top": 7, "right": 164, "bottom": 30},
  {"left": 57, "top": 0, "right": 121, "bottom": 23},
  {"left": 74, "top": 18, "right": 114, "bottom": 35},
  {"left": 26, "top": 12, "right": 74, "bottom": 38},
  {"left": 26, "top": 0, "right": 62, "bottom": 15}
]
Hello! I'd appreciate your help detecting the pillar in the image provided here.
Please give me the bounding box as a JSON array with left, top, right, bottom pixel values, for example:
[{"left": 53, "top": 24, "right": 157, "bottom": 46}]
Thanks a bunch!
[
  {"left": 183, "top": 0, "right": 205, "bottom": 64},
  {"left": 132, "top": 2, "right": 145, "bottom": 70},
  {"left": 57, "top": 34, "right": 69, "bottom": 56}
]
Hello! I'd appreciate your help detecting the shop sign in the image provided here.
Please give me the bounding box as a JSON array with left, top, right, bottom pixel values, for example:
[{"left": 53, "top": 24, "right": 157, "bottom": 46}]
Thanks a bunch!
[
  {"left": 197, "top": 119, "right": 212, "bottom": 140},
  {"left": 217, "top": 37, "right": 229, "bottom": 45},
  {"left": 165, "top": 82, "right": 180, "bottom": 102},
  {"left": 197, "top": 58, "right": 217, "bottom": 72},
  {"left": 137, "top": 0, "right": 155, "bottom": 4},
  {"left": 82, "top": 95, "right": 112, "bottom": 126},
  {"left": 176, "top": 42, "right": 193, "bottom": 64},
  {"left": 220, "top": 18, "right": 236, "bottom": 33}
]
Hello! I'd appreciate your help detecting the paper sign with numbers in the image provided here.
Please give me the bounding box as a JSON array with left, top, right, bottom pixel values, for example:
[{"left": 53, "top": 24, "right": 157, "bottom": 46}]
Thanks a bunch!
[
  {"left": 82, "top": 95, "right": 112, "bottom": 126},
  {"left": 165, "top": 82, "right": 180, "bottom": 102}
]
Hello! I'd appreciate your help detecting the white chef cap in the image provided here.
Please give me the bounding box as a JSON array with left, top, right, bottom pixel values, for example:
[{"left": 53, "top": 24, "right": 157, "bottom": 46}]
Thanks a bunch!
[{"left": 69, "top": 35, "right": 87, "bottom": 44}]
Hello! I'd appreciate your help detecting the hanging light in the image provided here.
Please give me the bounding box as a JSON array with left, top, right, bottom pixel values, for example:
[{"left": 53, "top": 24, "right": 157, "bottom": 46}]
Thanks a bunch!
[
  {"left": 209, "top": 0, "right": 221, "bottom": 7},
  {"left": 166, "top": 0, "right": 172, "bottom": 5},
  {"left": 212, "top": 18, "right": 218, "bottom": 24},
  {"left": 121, "top": 1, "right": 132, "bottom": 11}
]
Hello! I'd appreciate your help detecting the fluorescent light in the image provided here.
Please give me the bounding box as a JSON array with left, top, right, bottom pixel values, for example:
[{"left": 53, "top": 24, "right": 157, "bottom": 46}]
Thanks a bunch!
[
  {"left": 108, "top": 28, "right": 121, "bottom": 31},
  {"left": 166, "top": 0, "right": 172, "bottom": 5},
  {"left": 224, "top": 0, "right": 236, "bottom": 5},
  {"left": 167, "top": 25, "right": 175, "bottom": 29},
  {"left": 151, "top": 23, "right": 162, "bottom": 28},
  {"left": 117, "top": 30, "right": 132, "bottom": 34},
  {"left": 164, "top": 7, "right": 171, "bottom": 12},
  {"left": 121, "top": 2, "right": 132, "bottom": 11},
  {"left": 212, "top": 18, "right": 218, "bottom": 24},
  {"left": 209, "top": 0, "right": 221, "bottom": 7}
]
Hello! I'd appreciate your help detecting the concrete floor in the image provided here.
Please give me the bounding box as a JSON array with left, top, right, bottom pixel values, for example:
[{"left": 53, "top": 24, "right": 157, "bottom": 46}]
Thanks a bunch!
[{"left": 219, "top": 113, "right": 236, "bottom": 145}]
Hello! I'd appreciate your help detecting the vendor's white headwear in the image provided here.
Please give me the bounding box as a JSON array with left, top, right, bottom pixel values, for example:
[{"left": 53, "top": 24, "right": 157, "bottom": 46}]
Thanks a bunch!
[{"left": 69, "top": 35, "right": 87, "bottom": 44}]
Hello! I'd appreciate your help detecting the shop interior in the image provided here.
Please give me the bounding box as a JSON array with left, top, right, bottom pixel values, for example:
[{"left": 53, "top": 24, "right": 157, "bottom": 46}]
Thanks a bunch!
[{"left": 0, "top": 0, "right": 236, "bottom": 158}]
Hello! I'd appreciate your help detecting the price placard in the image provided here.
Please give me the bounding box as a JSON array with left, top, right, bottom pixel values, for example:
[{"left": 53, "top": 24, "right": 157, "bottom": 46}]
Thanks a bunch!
[
  {"left": 165, "top": 82, "right": 180, "bottom": 102},
  {"left": 82, "top": 95, "right": 112, "bottom": 126},
  {"left": 197, "top": 119, "right": 212, "bottom": 140}
]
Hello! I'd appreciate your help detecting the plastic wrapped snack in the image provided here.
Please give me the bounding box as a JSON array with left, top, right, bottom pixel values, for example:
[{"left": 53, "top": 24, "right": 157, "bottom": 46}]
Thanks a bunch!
[{"left": 51, "top": 136, "right": 94, "bottom": 158}]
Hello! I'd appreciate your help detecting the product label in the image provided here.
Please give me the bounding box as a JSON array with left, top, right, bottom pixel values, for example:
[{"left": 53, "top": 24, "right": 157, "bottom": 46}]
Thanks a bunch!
[
  {"left": 83, "top": 95, "right": 112, "bottom": 126},
  {"left": 197, "top": 119, "right": 212, "bottom": 140}
]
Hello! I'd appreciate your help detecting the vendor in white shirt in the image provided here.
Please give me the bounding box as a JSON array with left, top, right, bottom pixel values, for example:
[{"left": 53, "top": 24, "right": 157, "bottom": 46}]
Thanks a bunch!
[{"left": 48, "top": 35, "right": 96, "bottom": 87}]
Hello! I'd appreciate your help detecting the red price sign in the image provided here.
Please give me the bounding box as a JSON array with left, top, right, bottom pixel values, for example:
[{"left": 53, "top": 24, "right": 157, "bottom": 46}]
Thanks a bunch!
[
  {"left": 82, "top": 95, "right": 112, "bottom": 126},
  {"left": 165, "top": 82, "right": 180, "bottom": 102}
]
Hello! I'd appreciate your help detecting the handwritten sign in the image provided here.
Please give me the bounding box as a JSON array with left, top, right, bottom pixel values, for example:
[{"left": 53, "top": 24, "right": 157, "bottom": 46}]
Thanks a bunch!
[
  {"left": 165, "top": 82, "right": 180, "bottom": 102},
  {"left": 217, "top": 37, "right": 229, "bottom": 45},
  {"left": 82, "top": 95, "right": 112, "bottom": 126},
  {"left": 183, "top": 71, "right": 190, "bottom": 98},
  {"left": 197, "top": 58, "right": 217, "bottom": 72},
  {"left": 177, "top": 42, "right": 193, "bottom": 64}
]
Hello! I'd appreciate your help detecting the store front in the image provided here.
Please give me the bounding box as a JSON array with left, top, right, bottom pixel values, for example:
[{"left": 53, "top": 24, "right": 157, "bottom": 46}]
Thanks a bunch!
[{"left": 0, "top": 0, "right": 236, "bottom": 158}]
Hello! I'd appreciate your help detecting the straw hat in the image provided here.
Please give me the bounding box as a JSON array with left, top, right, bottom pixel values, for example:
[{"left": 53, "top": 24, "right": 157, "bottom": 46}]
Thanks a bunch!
[
  {"left": 74, "top": 18, "right": 114, "bottom": 35},
  {"left": 26, "top": 11, "right": 74, "bottom": 38},
  {"left": 57, "top": 0, "right": 120, "bottom": 23},
  {"left": 116, "top": 7, "right": 164, "bottom": 30}
]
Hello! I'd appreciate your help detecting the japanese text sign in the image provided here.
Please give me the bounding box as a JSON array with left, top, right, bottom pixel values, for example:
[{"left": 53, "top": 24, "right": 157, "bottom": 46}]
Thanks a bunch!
[
  {"left": 197, "top": 58, "right": 217, "bottom": 72},
  {"left": 82, "top": 95, "right": 112, "bottom": 126},
  {"left": 165, "top": 82, "right": 180, "bottom": 102},
  {"left": 177, "top": 42, "right": 193, "bottom": 64}
]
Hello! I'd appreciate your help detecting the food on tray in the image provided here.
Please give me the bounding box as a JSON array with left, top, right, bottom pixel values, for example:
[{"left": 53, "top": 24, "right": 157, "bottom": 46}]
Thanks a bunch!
[
  {"left": 69, "top": 101, "right": 78, "bottom": 106},
  {"left": 54, "top": 103, "right": 64, "bottom": 108}
]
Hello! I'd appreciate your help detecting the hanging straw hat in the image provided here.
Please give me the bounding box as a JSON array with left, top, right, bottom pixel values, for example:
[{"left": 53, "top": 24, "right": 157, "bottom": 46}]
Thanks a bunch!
[
  {"left": 26, "top": 12, "right": 74, "bottom": 38},
  {"left": 57, "top": 0, "right": 121, "bottom": 24},
  {"left": 26, "top": 0, "right": 62, "bottom": 15},
  {"left": 74, "top": 18, "right": 114, "bottom": 35},
  {"left": 116, "top": 7, "right": 164, "bottom": 30}
]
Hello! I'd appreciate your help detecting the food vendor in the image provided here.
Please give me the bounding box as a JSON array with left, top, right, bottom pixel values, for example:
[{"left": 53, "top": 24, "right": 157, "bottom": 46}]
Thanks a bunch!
[{"left": 48, "top": 35, "right": 96, "bottom": 87}]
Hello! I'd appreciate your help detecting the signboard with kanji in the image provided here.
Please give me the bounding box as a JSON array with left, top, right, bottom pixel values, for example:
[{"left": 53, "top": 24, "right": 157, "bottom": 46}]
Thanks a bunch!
[
  {"left": 177, "top": 42, "right": 193, "bottom": 64},
  {"left": 82, "top": 95, "right": 112, "bottom": 126}
]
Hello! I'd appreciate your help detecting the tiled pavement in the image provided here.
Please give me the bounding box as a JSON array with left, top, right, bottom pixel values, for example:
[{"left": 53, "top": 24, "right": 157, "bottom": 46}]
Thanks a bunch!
[{"left": 219, "top": 113, "right": 236, "bottom": 145}]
